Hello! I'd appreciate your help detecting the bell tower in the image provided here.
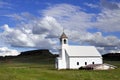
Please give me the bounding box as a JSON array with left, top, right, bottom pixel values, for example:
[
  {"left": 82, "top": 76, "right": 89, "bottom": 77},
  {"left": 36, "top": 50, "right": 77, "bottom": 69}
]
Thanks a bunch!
[
  {"left": 60, "top": 32, "right": 68, "bottom": 45},
  {"left": 56, "top": 32, "right": 68, "bottom": 69},
  {"left": 59, "top": 32, "right": 68, "bottom": 60}
]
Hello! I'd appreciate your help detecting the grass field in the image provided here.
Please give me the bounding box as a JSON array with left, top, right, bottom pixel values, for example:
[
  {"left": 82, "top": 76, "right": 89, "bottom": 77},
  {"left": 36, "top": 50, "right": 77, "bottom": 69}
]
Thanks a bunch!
[{"left": 0, "top": 55, "right": 120, "bottom": 80}]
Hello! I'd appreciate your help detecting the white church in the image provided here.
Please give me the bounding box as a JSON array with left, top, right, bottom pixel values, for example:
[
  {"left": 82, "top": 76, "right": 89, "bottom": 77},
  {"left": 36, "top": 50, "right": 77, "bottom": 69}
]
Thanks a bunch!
[{"left": 55, "top": 32, "right": 103, "bottom": 70}]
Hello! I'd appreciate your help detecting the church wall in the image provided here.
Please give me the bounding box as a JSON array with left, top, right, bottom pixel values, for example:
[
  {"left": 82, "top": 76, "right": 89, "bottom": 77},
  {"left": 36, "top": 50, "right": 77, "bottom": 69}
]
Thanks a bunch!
[
  {"left": 69, "top": 57, "right": 102, "bottom": 69},
  {"left": 56, "top": 44, "right": 68, "bottom": 69},
  {"left": 57, "top": 58, "right": 67, "bottom": 69}
]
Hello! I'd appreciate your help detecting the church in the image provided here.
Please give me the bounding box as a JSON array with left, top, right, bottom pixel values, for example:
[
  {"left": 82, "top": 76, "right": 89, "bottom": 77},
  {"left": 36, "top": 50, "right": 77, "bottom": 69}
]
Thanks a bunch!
[{"left": 55, "top": 32, "right": 103, "bottom": 70}]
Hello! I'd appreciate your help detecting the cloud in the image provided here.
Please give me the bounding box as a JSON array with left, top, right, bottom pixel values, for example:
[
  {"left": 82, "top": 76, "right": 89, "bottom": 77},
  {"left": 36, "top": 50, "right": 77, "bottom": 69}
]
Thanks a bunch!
[
  {"left": 32, "top": 16, "right": 62, "bottom": 37},
  {"left": 42, "top": 3, "right": 120, "bottom": 47},
  {"left": 101, "top": 0, "right": 119, "bottom": 10},
  {"left": 4, "top": 14, "right": 25, "bottom": 21},
  {"left": 1, "top": 3, "right": 120, "bottom": 54},
  {"left": 0, "top": 1, "right": 12, "bottom": 9},
  {"left": 1, "top": 24, "right": 34, "bottom": 47},
  {"left": 0, "top": 16, "right": 61, "bottom": 50},
  {"left": 84, "top": 32, "right": 120, "bottom": 47},
  {"left": 66, "top": 30, "right": 120, "bottom": 47},
  {"left": 0, "top": 47, "right": 20, "bottom": 56},
  {"left": 42, "top": 4, "right": 94, "bottom": 31},
  {"left": 84, "top": 3, "right": 99, "bottom": 8},
  {"left": 94, "top": 7, "right": 120, "bottom": 32},
  {"left": 3, "top": 12, "right": 36, "bottom": 22},
  {"left": 67, "top": 30, "right": 120, "bottom": 54}
]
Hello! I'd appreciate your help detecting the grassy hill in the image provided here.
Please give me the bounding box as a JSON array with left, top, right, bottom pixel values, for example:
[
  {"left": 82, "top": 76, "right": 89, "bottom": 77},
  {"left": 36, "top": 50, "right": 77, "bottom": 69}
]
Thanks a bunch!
[
  {"left": 0, "top": 49, "right": 56, "bottom": 69},
  {"left": 0, "top": 50, "right": 119, "bottom": 80},
  {"left": 0, "top": 49, "right": 56, "bottom": 62}
]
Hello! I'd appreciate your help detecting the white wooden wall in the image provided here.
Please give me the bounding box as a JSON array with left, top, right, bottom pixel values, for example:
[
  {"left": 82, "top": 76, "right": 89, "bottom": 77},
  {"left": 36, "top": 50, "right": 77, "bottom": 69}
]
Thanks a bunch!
[{"left": 69, "top": 57, "right": 103, "bottom": 69}]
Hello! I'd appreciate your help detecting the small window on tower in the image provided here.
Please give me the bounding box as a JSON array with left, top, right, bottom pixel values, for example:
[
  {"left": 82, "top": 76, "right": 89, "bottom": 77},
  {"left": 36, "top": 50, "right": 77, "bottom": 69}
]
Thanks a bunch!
[
  {"left": 92, "top": 62, "right": 94, "bottom": 64},
  {"left": 77, "top": 62, "right": 79, "bottom": 65},
  {"left": 64, "top": 39, "right": 66, "bottom": 44}
]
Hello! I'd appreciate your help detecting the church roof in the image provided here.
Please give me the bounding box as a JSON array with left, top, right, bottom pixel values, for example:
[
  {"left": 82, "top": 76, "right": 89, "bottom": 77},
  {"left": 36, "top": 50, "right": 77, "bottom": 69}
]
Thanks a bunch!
[
  {"left": 65, "top": 46, "right": 101, "bottom": 57},
  {"left": 60, "top": 32, "right": 68, "bottom": 39}
]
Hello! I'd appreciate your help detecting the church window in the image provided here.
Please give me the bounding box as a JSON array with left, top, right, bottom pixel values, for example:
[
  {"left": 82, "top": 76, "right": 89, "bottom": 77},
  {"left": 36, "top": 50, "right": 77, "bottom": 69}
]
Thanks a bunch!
[
  {"left": 64, "top": 39, "right": 67, "bottom": 44},
  {"left": 85, "top": 62, "right": 87, "bottom": 65},
  {"left": 77, "top": 62, "right": 79, "bottom": 65}
]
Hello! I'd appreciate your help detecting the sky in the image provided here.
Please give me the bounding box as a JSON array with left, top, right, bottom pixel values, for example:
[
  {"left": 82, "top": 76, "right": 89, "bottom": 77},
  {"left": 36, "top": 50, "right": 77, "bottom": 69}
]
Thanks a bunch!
[{"left": 0, "top": 0, "right": 120, "bottom": 56}]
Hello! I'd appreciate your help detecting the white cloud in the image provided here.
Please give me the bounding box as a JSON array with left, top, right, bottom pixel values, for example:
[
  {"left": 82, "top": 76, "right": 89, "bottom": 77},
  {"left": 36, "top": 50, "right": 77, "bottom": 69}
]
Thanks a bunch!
[
  {"left": 0, "top": 1, "right": 12, "bottom": 9},
  {"left": 3, "top": 12, "right": 36, "bottom": 22},
  {"left": 94, "top": 9, "right": 120, "bottom": 32},
  {"left": 86, "top": 0, "right": 120, "bottom": 32},
  {"left": 42, "top": 4, "right": 94, "bottom": 31},
  {"left": 66, "top": 30, "right": 120, "bottom": 47},
  {"left": 84, "top": 3, "right": 99, "bottom": 8},
  {"left": 1, "top": 3, "right": 120, "bottom": 54},
  {"left": 1, "top": 24, "right": 35, "bottom": 47},
  {"left": 0, "top": 16, "right": 61, "bottom": 50},
  {"left": 4, "top": 14, "right": 25, "bottom": 21},
  {"left": 32, "top": 16, "right": 62, "bottom": 37},
  {"left": 85, "top": 32, "right": 120, "bottom": 47},
  {"left": 0, "top": 47, "right": 20, "bottom": 56},
  {"left": 42, "top": 4, "right": 120, "bottom": 46}
]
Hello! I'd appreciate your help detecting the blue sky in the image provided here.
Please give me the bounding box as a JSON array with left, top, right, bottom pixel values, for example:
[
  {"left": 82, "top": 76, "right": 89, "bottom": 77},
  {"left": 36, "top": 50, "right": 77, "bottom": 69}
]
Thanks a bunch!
[{"left": 0, "top": 0, "right": 120, "bottom": 56}]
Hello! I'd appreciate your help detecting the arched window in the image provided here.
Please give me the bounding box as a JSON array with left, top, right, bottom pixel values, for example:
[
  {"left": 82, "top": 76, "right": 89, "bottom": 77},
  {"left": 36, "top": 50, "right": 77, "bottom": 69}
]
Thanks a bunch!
[
  {"left": 92, "top": 62, "right": 94, "bottom": 64},
  {"left": 85, "top": 62, "right": 87, "bottom": 65},
  {"left": 64, "top": 39, "right": 67, "bottom": 44},
  {"left": 77, "top": 62, "right": 79, "bottom": 65}
]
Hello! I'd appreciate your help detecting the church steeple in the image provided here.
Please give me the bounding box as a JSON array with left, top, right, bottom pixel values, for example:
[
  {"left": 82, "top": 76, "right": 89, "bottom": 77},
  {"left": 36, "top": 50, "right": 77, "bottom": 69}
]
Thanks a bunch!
[
  {"left": 60, "top": 32, "right": 68, "bottom": 45},
  {"left": 60, "top": 32, "right": 68, "bottom": 39}
]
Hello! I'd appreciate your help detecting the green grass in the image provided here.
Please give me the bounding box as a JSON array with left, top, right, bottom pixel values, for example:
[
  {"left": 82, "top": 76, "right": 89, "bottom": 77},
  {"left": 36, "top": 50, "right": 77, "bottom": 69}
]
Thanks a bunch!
[
  {"left": 0, "top": 56, "right": 120, "bottom": 80},
  {"left": 0, "top": 63, "right": 120, "bottom": 80}
]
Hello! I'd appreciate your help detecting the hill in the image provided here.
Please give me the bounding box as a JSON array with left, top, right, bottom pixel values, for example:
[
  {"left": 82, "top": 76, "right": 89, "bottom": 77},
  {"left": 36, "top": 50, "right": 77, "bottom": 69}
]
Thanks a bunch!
[
  {"left": 0, "top": 49, "right": 57, "bottom": 64},
  {"left": 102, "top": 53, "right": 120, "bottom": 61}
]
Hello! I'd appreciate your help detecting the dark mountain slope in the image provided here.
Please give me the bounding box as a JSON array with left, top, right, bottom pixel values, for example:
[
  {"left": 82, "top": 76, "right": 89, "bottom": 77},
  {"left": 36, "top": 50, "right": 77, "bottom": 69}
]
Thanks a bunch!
[
  {"left": 0, "top": 49, "right": 57, "bottom": 64},
  {"left": 102, "top": 53, "right": 120, "bottom": 61}
]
